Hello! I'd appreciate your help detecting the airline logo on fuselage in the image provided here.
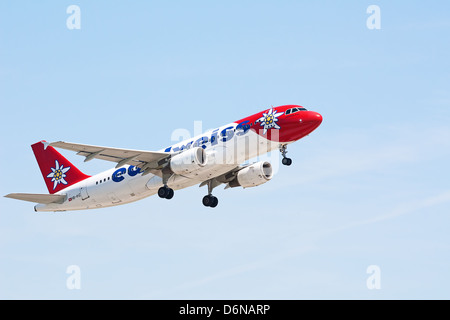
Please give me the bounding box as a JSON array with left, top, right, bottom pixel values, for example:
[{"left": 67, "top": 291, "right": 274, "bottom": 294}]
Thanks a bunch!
[
  {"left": 109, "top": 114, "right": 281, "bottom": 183},
  {"left": 255, "top": 107, "right": 284, "bottom": 135},
  {"left": 164, "top": 120, "right": 251, "bottom": 153},
  {"left": 112, "top": 165, "right": 142, "bottom": 182}
]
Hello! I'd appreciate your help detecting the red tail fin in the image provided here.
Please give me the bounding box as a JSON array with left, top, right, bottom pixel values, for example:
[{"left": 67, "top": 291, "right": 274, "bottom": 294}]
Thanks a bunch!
[{"left": 31, "top": 141, "right": 91, "bottom": 194}]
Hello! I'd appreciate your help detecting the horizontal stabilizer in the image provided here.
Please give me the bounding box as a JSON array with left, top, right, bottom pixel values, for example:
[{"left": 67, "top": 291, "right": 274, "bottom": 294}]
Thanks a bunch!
[{"left": 4, "top": 193, "right": 66, "bottom": 204}]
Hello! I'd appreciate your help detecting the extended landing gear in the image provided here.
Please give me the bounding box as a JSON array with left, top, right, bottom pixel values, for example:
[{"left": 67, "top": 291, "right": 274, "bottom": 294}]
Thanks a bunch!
[
  {"left": 202, "top": 195, "right": 218, "bottom": 208},
  {"left": 282, "top": 157, "right": 292, "bottom": 166},
  {"left": 158, "top": 186, "right": 174, "bottom": 199},
  {"left": 202, "top": 179, "right": 220, "bottom": 208},
  {"left": 279, "top": 144, "right": 292, "bottom": 166},
  {"left": 158, "top": 171, "right": 174, "bottom": 200}
]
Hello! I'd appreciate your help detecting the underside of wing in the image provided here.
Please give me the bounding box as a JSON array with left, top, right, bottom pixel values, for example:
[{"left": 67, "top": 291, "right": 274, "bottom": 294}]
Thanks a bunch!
[
  {"left": 5, "top": 193, "right": 66, "bottom": 204},
  {"left": 198, "top": 164, "right": 246, "bottom": 190},
  {"left": 199, "top": 161, "right": 273, "bottom": 191},
  {"left": 49, "top": 141, "right": 170, "bottom": 171}
]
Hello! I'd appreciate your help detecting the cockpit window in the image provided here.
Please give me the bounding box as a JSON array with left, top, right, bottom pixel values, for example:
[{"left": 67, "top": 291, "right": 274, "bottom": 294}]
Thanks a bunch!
[{"left": 286, "top": 107, "right": 307, "bottom": 115}]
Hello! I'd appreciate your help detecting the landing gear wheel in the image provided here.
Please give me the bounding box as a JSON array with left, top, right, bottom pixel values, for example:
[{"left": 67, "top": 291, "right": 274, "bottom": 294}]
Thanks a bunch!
[
  {"left": 202, "top": 195, "right": 218, "bottom": 207},
  {"left": 282, "top": 157, "right": 292, "bottom": 166},
  {"left": 165, "top": 188, "right": 174, "bottom": 199},
  {"left": 158, "top": 186, "right": 168, "bottom": 198},
  {"left": 158, "top": 186, "right": 174, "bottom": 199},
  {"left": 210, "top": 196, "right": 218, "bottom": 208},
  {"left": 202, "top": 195, "right": 212, "bottom": 207},
  {"left": 279, "top": 144, "right": 292, "bottom": 166}
]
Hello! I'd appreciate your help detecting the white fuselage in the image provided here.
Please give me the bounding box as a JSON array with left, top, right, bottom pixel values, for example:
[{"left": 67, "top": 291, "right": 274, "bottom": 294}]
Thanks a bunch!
[{"left": 35, "top": 121, "right": 284, "bottom": 212}]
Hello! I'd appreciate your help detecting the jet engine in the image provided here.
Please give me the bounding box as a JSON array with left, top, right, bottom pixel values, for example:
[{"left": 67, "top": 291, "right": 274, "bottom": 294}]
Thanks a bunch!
[
  {"left": 228, "top": 161, "right": 273, "bottom": 188},
  {"left": 169, "top": 147, "right": 207, "bottom": 175}
]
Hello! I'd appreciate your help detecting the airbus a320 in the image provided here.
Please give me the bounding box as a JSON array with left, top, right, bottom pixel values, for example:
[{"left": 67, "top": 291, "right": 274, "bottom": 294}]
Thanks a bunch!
[{"left": 5, "top": 105, "right": 322, "bottom": 211}]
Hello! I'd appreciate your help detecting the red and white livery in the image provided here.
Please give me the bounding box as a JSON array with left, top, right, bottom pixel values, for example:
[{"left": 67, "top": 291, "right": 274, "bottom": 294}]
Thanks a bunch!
[{"left": 5, "top": 105, "right": 322, "bottom": 211}]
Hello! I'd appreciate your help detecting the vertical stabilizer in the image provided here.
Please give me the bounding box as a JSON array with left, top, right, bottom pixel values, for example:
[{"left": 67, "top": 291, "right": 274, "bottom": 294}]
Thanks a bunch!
[{"left": 31, "top": 141, "right": 90, "bottom": 194}]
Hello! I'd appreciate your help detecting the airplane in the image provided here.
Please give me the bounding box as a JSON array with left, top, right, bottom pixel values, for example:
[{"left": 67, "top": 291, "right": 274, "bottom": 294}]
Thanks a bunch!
[{"left": 4, "top": 105, "right": 322, "bottom": 211}]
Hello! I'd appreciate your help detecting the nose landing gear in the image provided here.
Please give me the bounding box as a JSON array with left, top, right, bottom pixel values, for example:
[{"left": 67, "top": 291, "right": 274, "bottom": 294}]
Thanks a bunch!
[
  {"left": 279, "top": 144, "right": 292, "bottom": 166},
  {"left": 282, "top": 157, "right": 292, "bottom": 166}
]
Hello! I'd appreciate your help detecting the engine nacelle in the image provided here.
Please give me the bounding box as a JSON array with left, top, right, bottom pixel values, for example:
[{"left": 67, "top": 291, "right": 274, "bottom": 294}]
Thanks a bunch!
[
  {"left": 169, "top": 147, "right": 207, "bottom": 175},
  {"left": 228, "top": 161, "right": 273, "bottom": 188}
]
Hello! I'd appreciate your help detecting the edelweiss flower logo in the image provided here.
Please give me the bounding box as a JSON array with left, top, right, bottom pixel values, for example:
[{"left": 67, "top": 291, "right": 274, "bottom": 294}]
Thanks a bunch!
[
  {"left": 255, "top": 107, "right": 284, "bottom": 134},
  {"left": 46, "top": 160, "right": 70, "bottom": 190}
]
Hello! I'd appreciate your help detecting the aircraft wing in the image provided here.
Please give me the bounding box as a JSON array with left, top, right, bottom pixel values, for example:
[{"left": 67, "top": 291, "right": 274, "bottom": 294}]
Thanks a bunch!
[
  {"left": 5, "top": 193, "right": 66, "bottom": 204},
  {"left": 198, "top": 163, "right": 250, "bottom": 190},
  {"left": 49, "top": 141, "right": 170, "bottom": 171}
]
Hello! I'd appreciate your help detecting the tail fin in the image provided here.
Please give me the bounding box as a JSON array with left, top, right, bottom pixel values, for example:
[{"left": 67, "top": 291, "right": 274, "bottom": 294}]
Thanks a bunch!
[{"left": 31, "top": 141, "right": 91, "bottom": 194}]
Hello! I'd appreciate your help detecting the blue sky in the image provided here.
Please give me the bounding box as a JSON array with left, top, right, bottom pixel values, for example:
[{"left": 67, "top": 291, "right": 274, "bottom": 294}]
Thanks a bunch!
[{"left": 1, "top": 1, "right": 449, "bottom": 299}]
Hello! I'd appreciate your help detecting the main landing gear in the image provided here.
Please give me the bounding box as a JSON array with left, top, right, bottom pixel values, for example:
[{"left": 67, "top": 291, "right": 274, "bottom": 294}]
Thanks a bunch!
[
  {"left": 158, "top": 186, "right": 174, "bottom": 199},
  {"left": 279, "top": 144, "right": 292, "bottom": 166},
  {"left": 158, "top": 171, "right": 175, "bottom": 200},
  {"left": 202, "top": 194, "right": 218, "bottom": 208},
  {"left": 202, "top": 179, "right": 220, "bottom": 208}
]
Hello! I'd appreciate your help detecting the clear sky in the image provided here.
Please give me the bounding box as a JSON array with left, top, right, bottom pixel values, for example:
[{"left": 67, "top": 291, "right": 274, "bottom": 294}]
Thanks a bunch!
[{"left": 0, "top": 1, "right": 449, "bottom": 299}]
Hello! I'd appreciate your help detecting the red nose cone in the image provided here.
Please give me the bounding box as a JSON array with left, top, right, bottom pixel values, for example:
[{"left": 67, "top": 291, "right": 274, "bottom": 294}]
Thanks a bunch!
[
  {"left": 298, "top": 111, "right": 322, "bottom": 137},
  {"left": 313, "top": 112, "right": 323, "bottom": 125},
  {"left": 303, "top": 111, "right": 322, "bottom": 124},
  {"left": 303, "top": 111, "right": 322, "bottom": 127}
]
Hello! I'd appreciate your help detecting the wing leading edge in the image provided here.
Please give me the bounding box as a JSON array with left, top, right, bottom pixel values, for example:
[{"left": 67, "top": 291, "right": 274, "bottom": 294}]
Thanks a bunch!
[{"left": 49, "top": 141, "right": 170, "bottom": 172}]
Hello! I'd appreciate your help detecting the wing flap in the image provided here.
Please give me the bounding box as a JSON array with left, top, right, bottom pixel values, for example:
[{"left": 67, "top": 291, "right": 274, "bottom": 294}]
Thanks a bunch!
[{"left": 5, "top": 193, "right": 66, "bottom": 204}]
